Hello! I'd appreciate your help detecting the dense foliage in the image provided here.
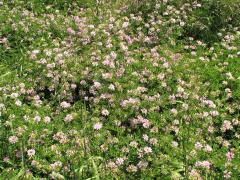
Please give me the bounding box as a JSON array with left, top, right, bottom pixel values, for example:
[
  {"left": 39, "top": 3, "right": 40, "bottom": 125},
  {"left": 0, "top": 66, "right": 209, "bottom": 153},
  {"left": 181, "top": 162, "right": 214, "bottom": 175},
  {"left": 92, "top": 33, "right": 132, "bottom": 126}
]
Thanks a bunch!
[{"left": 0, "top": 0, "right": 240, "bottom": 179}]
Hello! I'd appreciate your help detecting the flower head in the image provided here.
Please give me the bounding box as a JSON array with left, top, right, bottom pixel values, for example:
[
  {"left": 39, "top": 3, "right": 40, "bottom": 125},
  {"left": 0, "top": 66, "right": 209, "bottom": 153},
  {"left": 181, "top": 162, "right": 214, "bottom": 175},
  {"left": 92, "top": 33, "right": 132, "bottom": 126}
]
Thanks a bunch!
[
  {"left": 9, "top": 136, "right": 18, "bottom": 144},
  {"left": 27, "top": 149, "right": 35, "bottom": 157},
  {"left": 93, "top": 122, "right": 102, "bottom": 130}
]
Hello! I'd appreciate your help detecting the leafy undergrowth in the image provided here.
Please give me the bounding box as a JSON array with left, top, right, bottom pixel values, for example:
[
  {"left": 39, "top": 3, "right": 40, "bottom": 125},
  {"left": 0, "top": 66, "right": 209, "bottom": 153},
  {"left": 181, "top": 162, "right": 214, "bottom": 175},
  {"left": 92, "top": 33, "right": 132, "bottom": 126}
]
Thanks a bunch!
[{"left": 0, "top": 0, "right": 240, "bottom": 179}]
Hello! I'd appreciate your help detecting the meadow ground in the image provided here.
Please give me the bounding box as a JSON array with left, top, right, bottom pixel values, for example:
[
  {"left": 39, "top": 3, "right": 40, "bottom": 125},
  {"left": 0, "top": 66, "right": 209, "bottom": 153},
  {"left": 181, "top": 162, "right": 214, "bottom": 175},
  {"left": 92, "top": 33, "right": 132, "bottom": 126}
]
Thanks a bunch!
[{"left": 0, "top": 0, "right": 240, "bottom": 179}]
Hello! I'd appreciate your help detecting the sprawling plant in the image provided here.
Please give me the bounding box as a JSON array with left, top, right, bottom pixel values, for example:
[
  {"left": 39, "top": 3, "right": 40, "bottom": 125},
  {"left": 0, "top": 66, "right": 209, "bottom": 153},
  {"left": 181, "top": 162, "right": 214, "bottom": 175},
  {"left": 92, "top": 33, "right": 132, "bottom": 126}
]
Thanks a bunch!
[{"left": 0, "top": 0, "right": 240, "bottom": 179}]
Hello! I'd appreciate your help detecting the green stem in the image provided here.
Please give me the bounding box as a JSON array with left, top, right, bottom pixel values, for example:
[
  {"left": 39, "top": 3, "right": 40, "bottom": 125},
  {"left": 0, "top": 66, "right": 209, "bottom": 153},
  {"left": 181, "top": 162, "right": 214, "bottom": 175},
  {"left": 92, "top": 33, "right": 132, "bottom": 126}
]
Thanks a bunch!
[
  {"left": 182, "top": 117, "right": 189, "bottom": 180},
  {"left": 21, "top": 140, "right": 25, "bottom": 169}
]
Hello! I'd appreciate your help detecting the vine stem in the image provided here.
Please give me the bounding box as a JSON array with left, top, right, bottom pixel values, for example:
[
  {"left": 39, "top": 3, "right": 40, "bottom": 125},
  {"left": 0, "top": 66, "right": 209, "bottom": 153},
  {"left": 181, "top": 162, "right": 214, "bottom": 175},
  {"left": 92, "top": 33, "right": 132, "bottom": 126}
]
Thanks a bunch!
[
  {"left": 181, "top": 116, "right": 190, "bottom": 180},
  {"left": 21, "top": 140, "right": 25, "bottom": 170},
  {"left": 177, "top": 100, "right": 189, "bottom": 180}
]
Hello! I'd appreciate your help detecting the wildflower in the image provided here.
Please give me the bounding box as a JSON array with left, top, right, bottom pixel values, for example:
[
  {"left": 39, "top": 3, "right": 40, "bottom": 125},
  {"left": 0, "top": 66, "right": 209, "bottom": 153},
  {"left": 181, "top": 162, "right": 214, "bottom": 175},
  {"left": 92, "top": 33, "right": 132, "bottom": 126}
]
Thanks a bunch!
[
  {"left": 11, "top": 93, "right": 19, "bottom": 98},
  {"left": 177, "top": 86, "right": 184, "bottom": 93},
  {"left": 180, "top": 21, "right": 185, "bottom": 27},
  {"left": 64, "top": 114, "right": 74, "bottom": 123},
  {"left": 195, "top": 142, "right": 203, "bottom": 150},
  {"left": 122, "top": 21, "right": 129, "bottom": 28},
  {"left": 208, "top": 126, "right": 214, "bottom": 133},
  {"left": 60, "top": 101, "right": 71, "bottom": 108},
  {"left": 46, "top": 63, "right": 55, "bottom": 69},
  {"left": 173, "top": 119, "right": 179, "bottom": 125},
  {"left": 108, "top": 84, "right": 115, "bottom": 90},
  {"left": 195, "top": 161, "right": 211, "bottom": 169},
  {"left": 3, "top": 157, "right": 10, "bottom": 162},
  {"left": 107, "top": 161, "right": 117, "bottom": 171},
  {"left": 137, "top": 161, "right": 148, "bottom": 170},
  {"left": 226, "top": 151, "right": 234, "bottom": 161},
  {"left": 149, "top": 138, "right": 158, "bottom": 145},
  {"left": 129, "top": 141, "right": 138, "bottom": 148},
  {"left": 50, "top": 161, "right": 63, "bottom": 170},
  {"left": 221, "top": 120, "right": 233, "bottom": 132},
  {"left": 224, "top": 171, "right": 232, "bottom": 179},
  {"left": 223, "top": 140, "right": 230, "bottom": 147},
  {"left": 142, "top": 119, "right": 150, "bottom": 128},
  {"left": 101, "top": 109, "right": 109, "bottom": 116},
  {"left": 126, "top": 164, "right": 138, "bottom": 173},
  {"left": 44, "top": 116, "right": 51, "bottom": 124},
  {"left": 93, "top": 81, "right": 101, "bottom": 89},
  {"left": 71, "top": 84, "right": 77, "bottom": 89},
  {"left": 102, "top": 72, "right": 112, "bottom": 79},
  {"left": 115, "top": 157, "right": 125, "bottom": 166},
  {"left": 110, "top": 51, "right": 117, "bottom": 60},
  {"left": 67, "top": 27, "right": 75, "bottom": 34},
  {"left": 31, "top": 160, "right": 37, "bottom": 166},
  {"left": 204, "top": 145, "right": 212, "bottom": 152},
  {"left": 142, "top": 134, "right": 149, "bottom": 141},
  {"left": 226, "top": 72, "right": 234, "bottom": 80},
  {"left": 171, "top": 108, "right": 178, "bottom": 115},
  {"left": 32, "top": 49, "right": 40, "bottom": 54},
  {"left": 189, "top": 169, "right": 201, "bottom": 178},
  {"left": 143, "top": 146, "right": 152, "bottom": 154},
  {"left": 53, "top": 132, "right": 67, "bottom": 144},
  {"left": 15, "top": 100, "right": 22, "bottom": 107},
  {"left": 172, "top": 141, "right": 178, "bottom": 147},
  {"left": 34, "top": 115, "right": 41, "bottom": 123},
  {"left": 93, "top": 122, "right": 102, "bottom": 130},
  {"left": 9, "top": 136, "right": 18, "bottom": 144},
  {"left": 27, "top": 149, "right": 35, "bottom": 157},
  {"left": 210, "top": 111, "right": 219, "bottom": 117}
]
